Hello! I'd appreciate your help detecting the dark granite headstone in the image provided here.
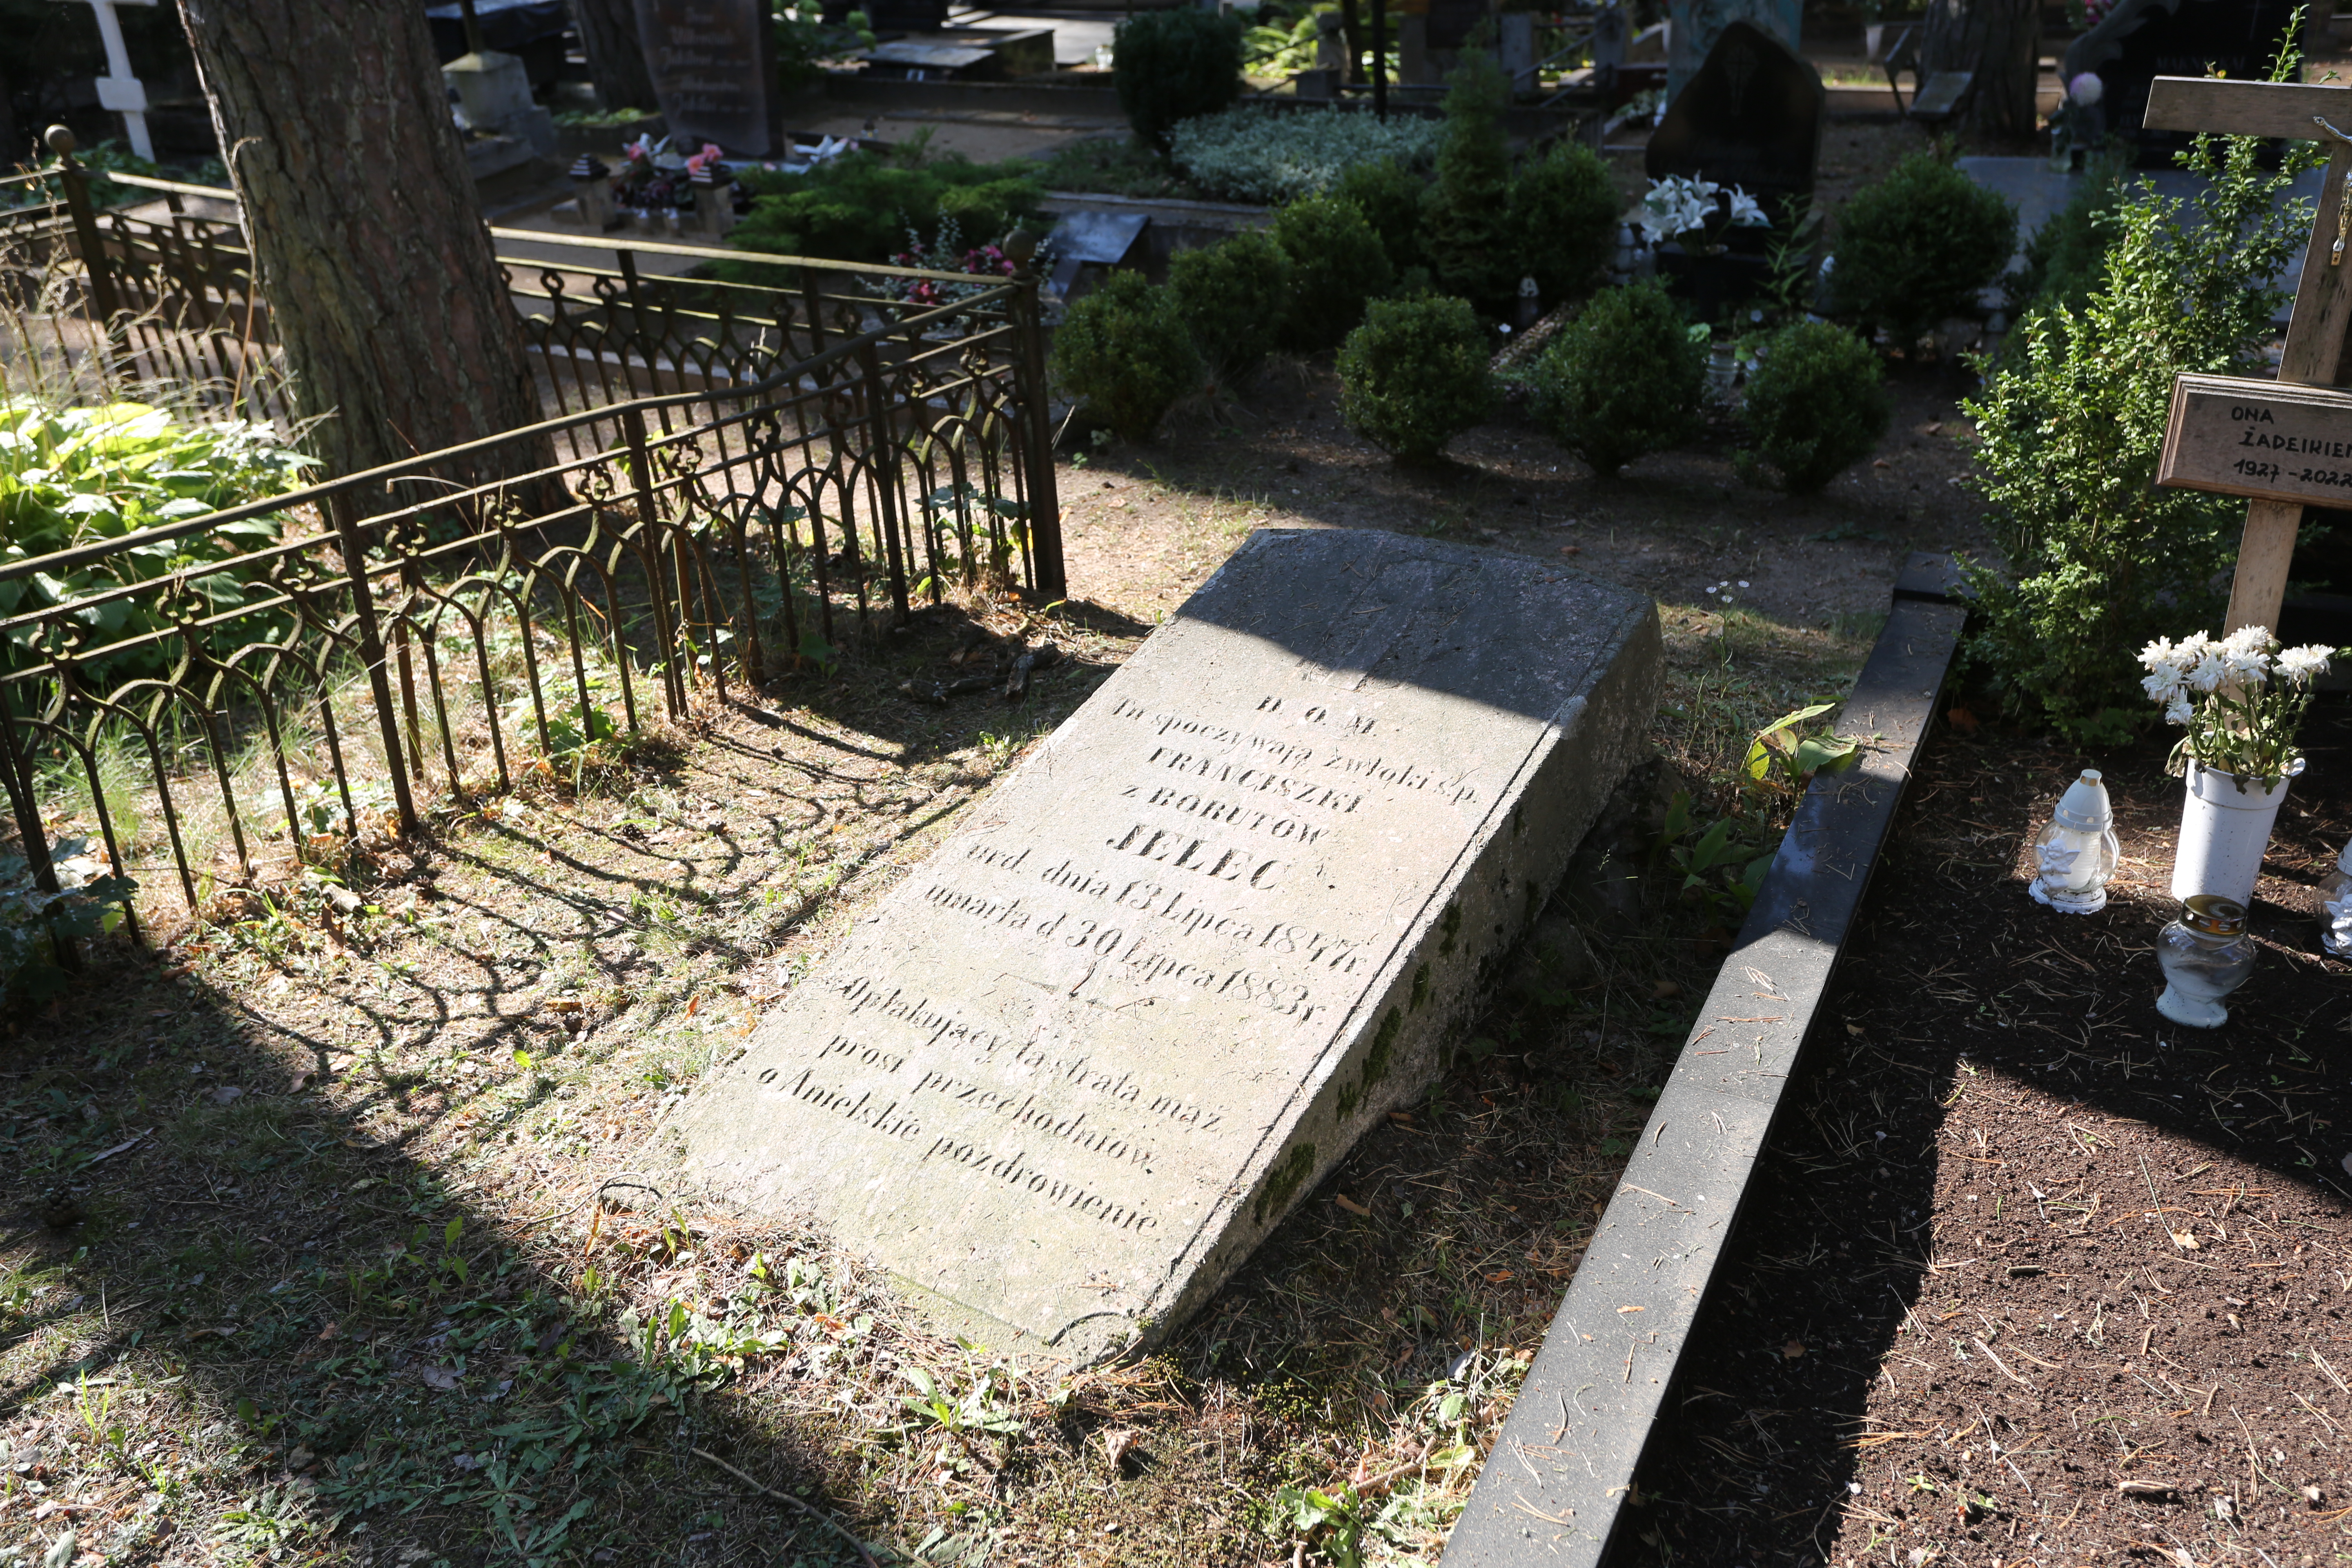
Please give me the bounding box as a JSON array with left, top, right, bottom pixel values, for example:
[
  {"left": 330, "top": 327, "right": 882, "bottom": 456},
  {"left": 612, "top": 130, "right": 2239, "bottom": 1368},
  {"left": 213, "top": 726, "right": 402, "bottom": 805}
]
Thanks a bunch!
[
  {"left": 2063, "top": 0, "right": 2300, "bottom": 167},
  {"left": 1645, "top": 19, "right": 1824, "bottom": 208},
  {"left": 633, "top": 0, "right": 781, "bottom": 158}
]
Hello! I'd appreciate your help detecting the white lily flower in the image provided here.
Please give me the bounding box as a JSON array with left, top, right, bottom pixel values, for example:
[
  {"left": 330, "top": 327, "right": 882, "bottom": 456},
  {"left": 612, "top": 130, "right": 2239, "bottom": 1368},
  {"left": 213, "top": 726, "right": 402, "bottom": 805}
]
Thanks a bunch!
[{"left": 1724, "top": 186, "right": 1769, "bottom": 228}]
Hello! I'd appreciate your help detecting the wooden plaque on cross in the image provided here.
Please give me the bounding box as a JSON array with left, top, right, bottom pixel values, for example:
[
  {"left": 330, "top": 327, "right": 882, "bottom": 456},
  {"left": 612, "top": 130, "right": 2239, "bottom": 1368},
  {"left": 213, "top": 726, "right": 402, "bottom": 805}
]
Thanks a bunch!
[{"left": 2145, "top": 75, "right": 2352, "bottom": 635}]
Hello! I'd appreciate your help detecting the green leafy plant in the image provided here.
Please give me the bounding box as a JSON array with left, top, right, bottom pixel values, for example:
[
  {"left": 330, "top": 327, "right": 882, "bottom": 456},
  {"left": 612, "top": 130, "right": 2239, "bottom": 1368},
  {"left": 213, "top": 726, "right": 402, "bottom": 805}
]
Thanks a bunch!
[
  {"left": 1276, "top": 1481, "right": 1368, "bottom": 1568},
  {"left": 775, "top": 0, "right": 875, "bottom": 91},
  {"left": 1735, "top": 321, "right": 1891, "bottom": 492},
  {"left": 727, "top": 149, "right": 1043, "bottom": 272},
  {"left": 1336, "top": 294, "right": 1494, "bottom": 464},
  {"left": 1170, "top": 228, "right": 1294, "bottom": 385},
  {"left": 1962, "top": 109, "right": 2319, "bottom": 741},
  {"left": 1507, "top": 136, "right": 1620, "bottom": 307},
  {"left": 1333, "top": 156, "right": 1427, "bottom": 276},
  {"left": 2001, "top": 152, "right": 2128, "bottom": 323},
  {"left": 0, "top": 399, "right": 315, "bottom": 671},
  {"left": 0, "top": 837, "right": 135, "bottom": 1010},
  {"left": 1419, "top": 50, "right": 1518, "bottom": 315},
  {"left": 1114, "top": 7, "right": 1246, "bottom": 151},
  {"left": 1526, "top": 279, "right": 1705, "bottom": 477},
  {"left": 1270, "top": 192, "right": 1394, "bottom": 351},
  {"left": 1049, "top": 270, "right": 1203, "bottom": 440},
  {"left": 1826, "top": 149, "right": 2018, "bottom": 346},
  {"left": 1742, "top": 701, "right": 1860, "bottom": 794},
  {"left": 1167, "top": 104, "right": 1441, "bottom": 205}
]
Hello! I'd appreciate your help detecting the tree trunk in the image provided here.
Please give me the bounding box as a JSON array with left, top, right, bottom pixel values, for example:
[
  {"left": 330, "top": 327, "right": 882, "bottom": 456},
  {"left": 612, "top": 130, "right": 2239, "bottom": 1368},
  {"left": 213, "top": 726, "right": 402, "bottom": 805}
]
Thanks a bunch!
[
  {"left": 569, "top": 0, "right": 662, "bottom": 112},
  {"left": 172, "top": 0, "right": 544, "bottom": 484},
  {"left": 1921, "top": 0, "right": 2041, "bottom": 146}
]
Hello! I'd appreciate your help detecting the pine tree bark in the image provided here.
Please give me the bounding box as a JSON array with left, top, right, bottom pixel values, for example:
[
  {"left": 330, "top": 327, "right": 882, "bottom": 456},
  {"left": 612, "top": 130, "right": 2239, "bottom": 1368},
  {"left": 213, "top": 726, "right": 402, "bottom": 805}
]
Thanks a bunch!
[
  {"left": 1921, "top": 0, "right": 2041, "bottom": 145},
  {"left": 569, "top": 0, "right": 661, "bottom": 112},
  {"left": 172, "top": 0, "right": 544, "bottom": 483}
]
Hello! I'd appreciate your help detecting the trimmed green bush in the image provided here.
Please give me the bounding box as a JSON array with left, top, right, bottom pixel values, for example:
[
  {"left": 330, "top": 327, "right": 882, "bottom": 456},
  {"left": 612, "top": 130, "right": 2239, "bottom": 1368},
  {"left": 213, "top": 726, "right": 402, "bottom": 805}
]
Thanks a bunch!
[
  {"left": 1049, "top": 271, "right": 1202, "bottom": 441},
  {"left": 1168, "top": 105, "right": 1443, "bottom": 205},
  {"left": 1337, "top": 295, "right": 1494, "bottom": 464},
  {"left": 1735, "top": 322, "right": 1891, "bottom": 492},
  {"left": 729, "top": 149, "right": 1042, "bottom": 269},
  {"left": 1114, "top": 8, "right": 1245, "bottom": 151},
  {"left": 1526, "top": 280, "right": 1705, "bottom": 477},
  {"left": 1418, "top": 51, "right": 1518, "bottom": 316},
  {"left": 1270, "top": 194, "right": 1394, "bottom": 351},
  {"left": 1333, "top": 157, "right": 1427, "bottom": 276},
  {"left": 1169, "top": 229, "right": 1294, "bottom": 385},
  {"left": 1827, "top": 151, "right": 2018, "bottom": 346},
  {"left": 1508, "top": 138, "right": 1619, "bottom": 306}
]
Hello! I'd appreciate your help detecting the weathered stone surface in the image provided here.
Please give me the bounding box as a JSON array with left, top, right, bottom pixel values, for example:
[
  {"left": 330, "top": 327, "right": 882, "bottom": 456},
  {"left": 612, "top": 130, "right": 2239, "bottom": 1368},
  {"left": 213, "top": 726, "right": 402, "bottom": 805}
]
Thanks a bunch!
[
  {"left": 1648, "top": 19, "right": 1823, "bottom": 207},
  {"left": 670, "top": 529, "right": 1662, "bottom": 1363}
]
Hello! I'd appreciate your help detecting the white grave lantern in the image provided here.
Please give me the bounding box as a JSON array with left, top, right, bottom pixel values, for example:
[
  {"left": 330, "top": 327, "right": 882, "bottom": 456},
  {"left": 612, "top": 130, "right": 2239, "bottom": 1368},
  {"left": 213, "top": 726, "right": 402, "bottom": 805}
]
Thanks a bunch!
[
  {"left": 2028, "top": 768, "right": 2119, "bottom": 913},
  {"left": 57, "top": 0, "right": 157, "bottom": 161}
]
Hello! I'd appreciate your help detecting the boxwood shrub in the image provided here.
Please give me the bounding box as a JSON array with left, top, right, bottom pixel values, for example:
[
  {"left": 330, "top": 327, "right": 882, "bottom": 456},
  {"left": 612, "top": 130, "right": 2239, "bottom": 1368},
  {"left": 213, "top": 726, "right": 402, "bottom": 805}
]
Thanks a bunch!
[
  {"left": 1049, "top": 271, "right": 1202, "bottom": 440},
  {"left": 1114, "top": 9, "right": 1245, "bottom": 150},
  {"left": 1337, "top": 294, "right": 1494, "bottom": 464},
  {"left": 1170, "top": 228, "right": 1294, "bottom": 385},
  {"left": 1827, "top": 151, "right": 2018, "bottom": 346},
  {"left": 1736, "top": 321, "right": 1891, "bottom": 492},
  {"left": 1526, "top": 280, "right": 1705, "bottom": 476},
  {"left": 1270, "top": 193, "right": 1394, "bottom": 350}
]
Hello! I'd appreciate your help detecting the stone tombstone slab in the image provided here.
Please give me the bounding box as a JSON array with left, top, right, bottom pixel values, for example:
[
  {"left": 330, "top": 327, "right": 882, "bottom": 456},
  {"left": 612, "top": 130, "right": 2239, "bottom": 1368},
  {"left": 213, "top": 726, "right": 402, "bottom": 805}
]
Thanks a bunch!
[
  {"left": 2064, "top": 0, "right": 2299, "bottom": 166},
  {"left": 633, "top": 0, "right": 780, "bottom": 158},
  {"left": 1648, "top": 18, "right": 1824, "bottom": 207},
  {"left": 1666, "top": 0, "right": 1801, "bottom": 105},
  {"left": 671, "top": 530, "right": 1662, "bottom": 1363}
]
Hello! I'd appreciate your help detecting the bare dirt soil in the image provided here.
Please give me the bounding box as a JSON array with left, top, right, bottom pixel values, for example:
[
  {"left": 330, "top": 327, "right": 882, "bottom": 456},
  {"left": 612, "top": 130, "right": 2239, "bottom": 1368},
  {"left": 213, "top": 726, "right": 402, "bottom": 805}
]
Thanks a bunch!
[{"left": 1625, "top": 700, "right": 2352, "bottom": 1568}]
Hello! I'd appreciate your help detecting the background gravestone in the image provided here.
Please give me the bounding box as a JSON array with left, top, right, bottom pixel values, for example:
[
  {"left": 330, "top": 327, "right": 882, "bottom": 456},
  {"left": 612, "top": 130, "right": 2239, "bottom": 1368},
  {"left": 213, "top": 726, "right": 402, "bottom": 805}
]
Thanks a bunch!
[
  {"left": 670, "top": 530, "right": 1662, "bottom": 1364},
  {"left": 633, "top": 0, "right": 780, "bottom": 158},
  {"left": 1667, "top": 0, "right": 1802, "bottom": 105},
  {"left": 2063, "top": 0, "right": 2301, "bottom": 167},
  {"left": 1648, "top": 18, "right": 1823, "bottom": 208}
]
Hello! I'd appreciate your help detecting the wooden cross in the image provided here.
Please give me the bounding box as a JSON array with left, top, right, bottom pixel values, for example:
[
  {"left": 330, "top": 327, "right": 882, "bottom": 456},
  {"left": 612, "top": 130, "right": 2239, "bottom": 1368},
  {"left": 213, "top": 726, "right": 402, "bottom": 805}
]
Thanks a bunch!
[
  {"left": 51, "top": 0, "right": 158, "bottom": 161},
  {"left": 2146, "top": 75, "right": 2352, "bottom": 636}
]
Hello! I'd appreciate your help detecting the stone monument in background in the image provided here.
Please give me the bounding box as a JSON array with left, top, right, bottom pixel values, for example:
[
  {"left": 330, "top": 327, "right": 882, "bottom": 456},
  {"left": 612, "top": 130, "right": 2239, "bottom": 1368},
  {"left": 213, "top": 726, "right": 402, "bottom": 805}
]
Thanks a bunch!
[
  {"left": 633, "top": 0, "right": 781, "bottom": 158},
  {"left": 670, "top": 529, "right": 1662, "bottom": 1363},
  {"left": 1667, "top": 0, "right": 1802, "bottom": 103}
]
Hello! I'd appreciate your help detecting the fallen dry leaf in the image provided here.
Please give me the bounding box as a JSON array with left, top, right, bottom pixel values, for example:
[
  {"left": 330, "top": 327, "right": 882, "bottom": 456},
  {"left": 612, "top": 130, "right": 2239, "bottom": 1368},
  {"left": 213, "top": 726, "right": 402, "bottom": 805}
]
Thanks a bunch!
[
  {"left": 419, "top": 1365, "right": 462, "bottom": 1390},
  {"left": 2172, "top": 1229, "right": 2200, "bottom": 1250},
  {"left": 1783, "top": 1341, "right": 1806, "bottom": 1359},
  {"left": 1334, "top": 1193, "right": 1372, "bottom": 1217},
  {"left": 1102, "top": 1429, "right": 1141, "bottom": 1473}
]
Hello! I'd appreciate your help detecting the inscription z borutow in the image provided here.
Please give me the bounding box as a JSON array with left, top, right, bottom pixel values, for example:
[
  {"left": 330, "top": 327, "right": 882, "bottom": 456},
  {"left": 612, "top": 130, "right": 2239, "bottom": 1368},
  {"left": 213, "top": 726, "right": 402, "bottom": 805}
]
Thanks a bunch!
[{"left": 670, "top": 529, "right": 1662, "bottom": 1363}]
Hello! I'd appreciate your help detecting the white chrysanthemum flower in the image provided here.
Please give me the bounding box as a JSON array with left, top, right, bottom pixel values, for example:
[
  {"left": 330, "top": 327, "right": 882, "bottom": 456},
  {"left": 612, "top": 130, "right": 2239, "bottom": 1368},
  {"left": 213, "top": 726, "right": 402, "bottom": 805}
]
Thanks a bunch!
[
  {"left": 2187, "top": 653, "right": 2229, "bottom": 693},
  {"left": 2142, "top": 668, "right": 2182, "bottom": 703},
  {"left": 2219, "top": 624, "right": 2272, "bottom": 655},
  {"left": 2138, "top": 635, "right": 2185, "bottom": 673},
  {"left": 2165, "top": 695, "right": 2193, "bottom": 725},
  {"left": 2278, "top": 644, "right": 2333, "bottom": 684}
]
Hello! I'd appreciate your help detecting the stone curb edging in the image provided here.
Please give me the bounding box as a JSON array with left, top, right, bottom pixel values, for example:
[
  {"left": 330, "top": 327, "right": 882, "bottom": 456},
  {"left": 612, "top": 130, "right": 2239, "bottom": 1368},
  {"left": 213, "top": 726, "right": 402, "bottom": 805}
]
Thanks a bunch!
[{"left": 1439, "top": 554, "right": 1968, "bottom": 1567}]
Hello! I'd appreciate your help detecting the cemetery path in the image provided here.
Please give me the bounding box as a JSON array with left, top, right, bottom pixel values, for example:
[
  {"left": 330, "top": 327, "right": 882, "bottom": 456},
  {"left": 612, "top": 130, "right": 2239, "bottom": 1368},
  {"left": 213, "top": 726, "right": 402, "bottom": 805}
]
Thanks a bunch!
[{"left": 1625, "top": 697, "right": 2352, "bottom": 1568}]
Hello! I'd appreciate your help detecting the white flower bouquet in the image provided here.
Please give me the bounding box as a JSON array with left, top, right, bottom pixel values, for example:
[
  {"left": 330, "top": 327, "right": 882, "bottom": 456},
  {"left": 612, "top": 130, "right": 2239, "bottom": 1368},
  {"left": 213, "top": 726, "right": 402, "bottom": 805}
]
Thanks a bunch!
[
  {"left": 2138, "top": 627, "right": 2333, "bottom": 789},
  {"left": 1635, "top": 175, "right": 1770, "bottom": 253}
]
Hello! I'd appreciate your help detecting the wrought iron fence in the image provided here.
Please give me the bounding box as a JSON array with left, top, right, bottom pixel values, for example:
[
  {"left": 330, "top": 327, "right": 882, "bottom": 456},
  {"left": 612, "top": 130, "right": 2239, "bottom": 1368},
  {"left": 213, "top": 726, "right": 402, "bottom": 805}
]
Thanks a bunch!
[
  {"left": 0, "top": 280, "right": 1065, "bottom": 952},
  {"left": 8, "top": 130, "right": 1049, "bottom": 446}
]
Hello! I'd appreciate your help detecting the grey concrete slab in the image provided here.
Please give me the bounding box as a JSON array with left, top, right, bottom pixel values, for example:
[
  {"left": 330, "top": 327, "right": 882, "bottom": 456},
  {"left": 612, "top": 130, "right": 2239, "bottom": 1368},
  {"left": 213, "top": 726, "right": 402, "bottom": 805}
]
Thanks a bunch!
[
  {"left": 1958, "top": 155, "right": 2321, "bottom": 323},
  {"left": 1439, "top": 564, "right": 1967, "bottom": 1568},
  {"left": 667, "top": 529, "right": 1663, "bottom": 1365}
]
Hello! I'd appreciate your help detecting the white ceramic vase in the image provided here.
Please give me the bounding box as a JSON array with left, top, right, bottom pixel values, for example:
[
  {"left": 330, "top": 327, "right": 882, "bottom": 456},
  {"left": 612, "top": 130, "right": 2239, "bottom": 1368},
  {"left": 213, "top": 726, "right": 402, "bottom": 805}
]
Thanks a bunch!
[{"left": 2169, "top": 759, "right": 2302, "bottom": 906}]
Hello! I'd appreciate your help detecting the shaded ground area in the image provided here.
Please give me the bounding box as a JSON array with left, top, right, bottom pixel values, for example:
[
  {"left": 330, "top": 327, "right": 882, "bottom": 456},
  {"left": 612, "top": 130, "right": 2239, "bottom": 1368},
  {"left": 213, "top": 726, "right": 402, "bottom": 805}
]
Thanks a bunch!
[{"left": 1626, "top": 699, "right": 2352, "bottom": 1567}]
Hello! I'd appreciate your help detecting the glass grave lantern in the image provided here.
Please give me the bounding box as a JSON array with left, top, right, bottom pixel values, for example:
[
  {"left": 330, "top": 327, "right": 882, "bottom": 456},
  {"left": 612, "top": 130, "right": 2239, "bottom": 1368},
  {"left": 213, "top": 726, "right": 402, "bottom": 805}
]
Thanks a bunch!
[
  {"left": 2156, "top": 895, "right": 2256, "bottom": 1029},
  {"left": 2323, "top": 839, "right": 2352, "bottom": 960},
  {"left": 2029, "top": 769, "right": 2120, "bottom": 913}
]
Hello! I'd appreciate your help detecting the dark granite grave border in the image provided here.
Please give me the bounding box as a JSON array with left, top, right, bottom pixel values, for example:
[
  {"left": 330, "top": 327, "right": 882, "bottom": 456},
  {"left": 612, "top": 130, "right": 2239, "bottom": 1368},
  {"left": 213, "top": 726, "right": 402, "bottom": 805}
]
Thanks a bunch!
[{"left": 1439, "top": 554, "right": 1968, "bottom": 1568}]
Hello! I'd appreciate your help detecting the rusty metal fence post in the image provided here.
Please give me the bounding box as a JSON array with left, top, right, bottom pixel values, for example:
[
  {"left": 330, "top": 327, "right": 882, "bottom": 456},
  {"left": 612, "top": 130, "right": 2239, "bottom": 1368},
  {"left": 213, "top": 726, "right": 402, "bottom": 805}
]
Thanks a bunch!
[
  {"left": 44, "top": 125, "right": 123, "bottom": 352},
  {"left": 0, "top": 681, "right": 78, "bottom": 972},
  {"left": 1007, "top": 252, "right": 1066, "bottom": 602},
  {"left": 325, "top": 492, "right": 421, "bottom": 836}
]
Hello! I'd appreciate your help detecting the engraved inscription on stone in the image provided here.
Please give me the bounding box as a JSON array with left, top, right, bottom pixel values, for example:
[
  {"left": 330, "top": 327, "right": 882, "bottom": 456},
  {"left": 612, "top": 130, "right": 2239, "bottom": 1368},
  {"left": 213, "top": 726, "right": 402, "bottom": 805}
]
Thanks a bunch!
[
  {"left": 633, "top": 0, "right": 777, "bottom": 156},
  {"left": 2159, "top": 372, "right": 2352, "bottom": 509},
  {"left": 670, "top": 529, "right": 1662, "bottom": 1363}
]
